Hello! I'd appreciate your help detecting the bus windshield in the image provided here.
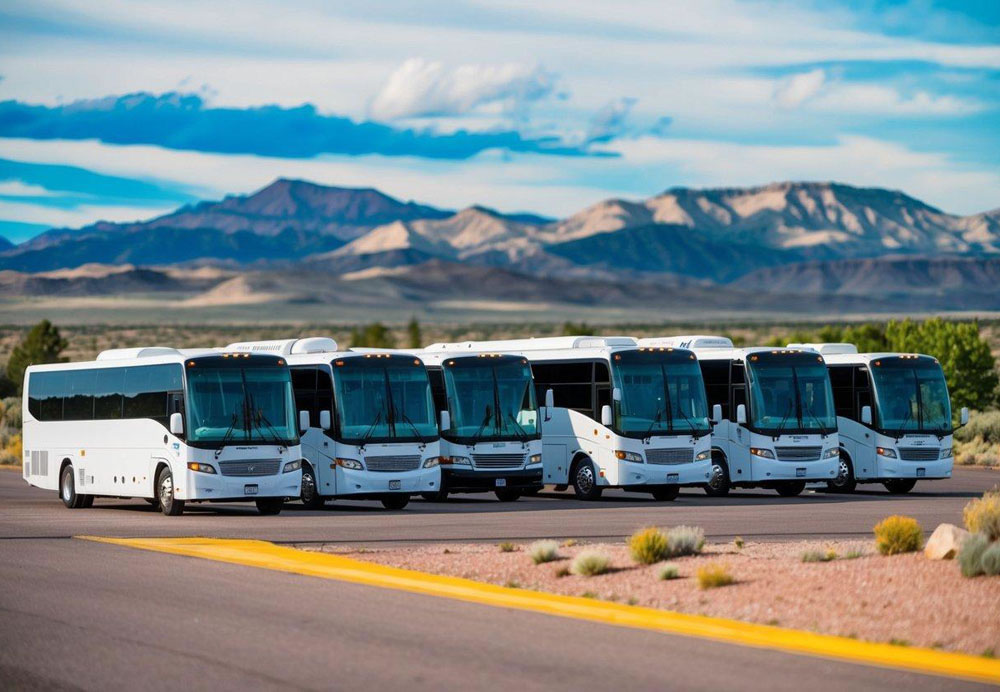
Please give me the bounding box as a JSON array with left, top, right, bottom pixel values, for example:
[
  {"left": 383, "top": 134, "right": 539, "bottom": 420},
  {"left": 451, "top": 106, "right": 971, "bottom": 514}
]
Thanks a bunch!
[
  {"left": 186, "top": 364, "right": 298, "bottom": 445},
  {"left": 613, "top": 350, "right": 711, "bottom": 437},
  {"left": 334, "top": 356, "right": 437, "bottom": 444},
  {"left": 443, "top": 357, "right": 539, "bottom": 443},
  {"left": 747, "top": 352, "right": 836, "bottom": 434},
  {"left": 871, "top": 356, "right": 952, "bottom": 435}
]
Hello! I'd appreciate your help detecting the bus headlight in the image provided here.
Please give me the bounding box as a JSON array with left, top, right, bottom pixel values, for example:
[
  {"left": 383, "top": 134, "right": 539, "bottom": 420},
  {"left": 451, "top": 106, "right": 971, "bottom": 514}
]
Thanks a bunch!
[
  {"left": 940, "top": 447, "right": 952, "bottom": 459},
  {"left": 750, "top": 448, "right": 775, "bottom": 459},
  {"left": 336, "top": 457, "right": 364, "bottom": 470},
  {"left": 615, "top": 450, "right": 643, "bottom": 463},
  {"left": 876, "top": 447, "right": 897, "bottom": 459},
  {"left": 695, "top": 450, "right": 710, "bottom": 462},
  {"left": 442, "top": 456, "right": 471, "bottom": 466},
  {"left": 283, "top": 460, "right": 302, "bottom": 473},
  {"left": 528, "top": 453, "right": 542, "bottom": 465},
  {"left": 423, "top": 457, "right": 440, "bottom": 468},
  {"left": 823, "top": 448, "right": 840, "bottom": 459},
  {"left": 187, "top": 462, "right": 216, "bottom": 474}
]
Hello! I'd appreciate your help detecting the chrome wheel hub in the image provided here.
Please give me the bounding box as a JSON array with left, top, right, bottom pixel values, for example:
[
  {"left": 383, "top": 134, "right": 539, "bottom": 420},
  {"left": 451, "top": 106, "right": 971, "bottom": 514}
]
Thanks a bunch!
[
  {"left": 708, "top": 463, "right": 724, "bottom": 490},
  {"left": 301, "top": 470, "right": 316, "bottom": 502},
  {"left": 834, "top": 460, "right": 849, "bottom": 486},
  {"left": 576, "top": 465, "right": 594, "bottom": 494},
  {"left": 159, "top": 474, "right": 173, "bottom": 508},
  {"left": 61, "top": 473, "right": 71, "bottom": 501}
]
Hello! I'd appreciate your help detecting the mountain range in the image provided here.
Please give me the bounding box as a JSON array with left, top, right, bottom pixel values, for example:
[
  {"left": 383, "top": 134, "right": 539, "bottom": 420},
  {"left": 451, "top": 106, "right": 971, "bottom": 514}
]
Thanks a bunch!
[{"left": 2, "top": 178, "right": 998, "bottom": 315}]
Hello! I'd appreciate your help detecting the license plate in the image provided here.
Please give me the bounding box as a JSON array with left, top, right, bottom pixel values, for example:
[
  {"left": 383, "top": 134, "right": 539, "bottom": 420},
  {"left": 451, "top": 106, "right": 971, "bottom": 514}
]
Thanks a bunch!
[
  {"left": 917, "top": 468, "right": 926, "bottom": 477},
  {"left": 795, "top": 468, "right": 806, "bottom": 478},
  {"left": 389, "top": 480, "right": 401, "bottom": 490},
  {"left": 495, "top": 478, "right": 507, "bottom": 487},
  {"left": 667, "top": 473, "right": 679, "bottom": 482},
  {"left": 244, "top": 484, "right": 258, "bottom": 495}
]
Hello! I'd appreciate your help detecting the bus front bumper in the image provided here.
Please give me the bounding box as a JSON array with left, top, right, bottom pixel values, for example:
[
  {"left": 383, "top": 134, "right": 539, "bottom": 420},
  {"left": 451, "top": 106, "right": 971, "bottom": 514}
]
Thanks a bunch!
[
  {"left": 616, "top": 459, "right": 713, "bottom": 487},
  {"left": 442, "top": 466, "right": 543, "bottom": 493},
  {"left": 182, "top": 469, "right": 302, "bottom": 501},
  {"left": 877, "top": 457, "right": 953, "bottom": 480},
  {"left": 335, "top": 466, "right": 441, "bottom": 496},
  {"left": 751, "top": 458, "right": 839, "bottom": 483}
]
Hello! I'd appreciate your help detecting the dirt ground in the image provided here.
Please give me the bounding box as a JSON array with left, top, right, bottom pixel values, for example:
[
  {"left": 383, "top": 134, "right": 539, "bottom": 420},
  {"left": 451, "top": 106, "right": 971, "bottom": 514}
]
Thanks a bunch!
[{"left": 300, "top": 538, "right": 1000, "bottom": 657}]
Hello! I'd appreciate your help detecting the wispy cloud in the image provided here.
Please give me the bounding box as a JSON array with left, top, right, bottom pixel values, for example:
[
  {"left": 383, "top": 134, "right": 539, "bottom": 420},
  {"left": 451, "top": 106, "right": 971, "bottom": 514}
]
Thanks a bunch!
[{"left": 586, "top": 97, "right": 637, "bottom": 142}]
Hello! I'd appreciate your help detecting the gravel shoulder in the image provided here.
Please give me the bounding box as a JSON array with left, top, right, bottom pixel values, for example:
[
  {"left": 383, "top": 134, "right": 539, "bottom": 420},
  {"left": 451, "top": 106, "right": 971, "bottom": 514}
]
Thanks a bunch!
[{"left": 300, "top": 538, "right": 1000, "bottom": 657}]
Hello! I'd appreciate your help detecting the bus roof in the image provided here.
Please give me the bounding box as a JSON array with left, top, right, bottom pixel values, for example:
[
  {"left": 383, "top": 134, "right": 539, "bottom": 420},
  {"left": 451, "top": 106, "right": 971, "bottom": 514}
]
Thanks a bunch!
[
  {"left": 637, "top": 336, "right": 819, "bottom": 362},
  {"left": 422, "top": 336, "right": 638, "bottom": 361}
]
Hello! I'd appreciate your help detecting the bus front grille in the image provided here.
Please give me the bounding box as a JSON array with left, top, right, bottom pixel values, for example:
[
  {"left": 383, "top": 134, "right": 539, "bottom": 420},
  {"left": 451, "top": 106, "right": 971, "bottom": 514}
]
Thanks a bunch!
[
  {"left": 646, "top": 448, "right": 694, "bottom": 465},
  {"left": 899, "top": 447, "right": 940, "bottom": 461},
  {"left": 472, "top": 453, "right": 525, "bottom": 469},
  {"left": 774, "top": 446, "right": 822, "bottom": 462},
  {"left": 365, "top": 455, "right": 421, "bottom": 472},
  {"left": 218, "top": 460, "right": 281, "bottom": 476}
]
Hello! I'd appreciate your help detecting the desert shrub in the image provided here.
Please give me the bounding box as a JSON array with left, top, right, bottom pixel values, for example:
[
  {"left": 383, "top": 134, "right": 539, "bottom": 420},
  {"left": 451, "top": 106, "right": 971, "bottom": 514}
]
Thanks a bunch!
[
  {"left": 666, "top": 525, "right": 705, "bottom": 557},
  {"left": 873, "top": 515, "right": 923, "bottom": 555},
  {"left": 696, "top": 564, "right": 734, "bottom": 589},
  {"left": 801, "top": 549, "right": 837, "bottom": 563},
  {"left": 981, "top": 542, "right": 1000, "bottom": 576},
  {"left": 955, "top": 411, "right": 1000, "bottom": 467},
  {"left": 1, "top": 397, "right": 20, "bottom": 429},
  {"left": 528, "top": 540, "right": 560, "bottom": 565},
  {"left": 628, "top": 527, "right": 669, "bottom": 565},
  {"left": 963, "top": 492, "right": 1000, "bottom": 541},
  {"left": 0, "top": 433, "right": 21, "bottom": 466},
  {"left": 658, "top": 563, "right": 680, "bottom": 580},
  {"left": 570, "top": 550, "right": 611, "bottom": 576},
  {"left": 561, "top": 538, "right": 578, "bottom": 547},
  {"left": 958, "top": 533, "right": 991, "bottom": 578},
  {"left": 733, "top": 537, "right": 744, "bottom": 549},
  {"left": 498, "top": 542, "right": 516, "bottom": 553}
]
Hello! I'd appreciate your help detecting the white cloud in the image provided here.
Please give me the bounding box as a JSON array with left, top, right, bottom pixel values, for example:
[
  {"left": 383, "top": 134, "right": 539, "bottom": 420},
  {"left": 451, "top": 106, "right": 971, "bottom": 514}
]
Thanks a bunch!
[
  {"left": 0, "top": 180, "right": 58, "bottom": 197},
  {"left": 367, "top": 58, "right": 554, "bottom": 120},
  {"left": 0, "top": 198, "right": 178, "bottom": 229},
  {"left": 774, "top": 69, "right": 826, "bottom": 108},
  {"left": 586, "top": 97, "right": 637, "bottom": 141},
  {"left": 810, "top": 85, "right": 982, "bottom": 115}
]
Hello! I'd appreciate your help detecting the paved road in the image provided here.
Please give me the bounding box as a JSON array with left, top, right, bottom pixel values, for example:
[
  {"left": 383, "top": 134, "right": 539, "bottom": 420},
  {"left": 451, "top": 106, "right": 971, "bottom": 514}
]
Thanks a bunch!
[{"left": 2, "top": 467, "right": 997, "bottom": 691}]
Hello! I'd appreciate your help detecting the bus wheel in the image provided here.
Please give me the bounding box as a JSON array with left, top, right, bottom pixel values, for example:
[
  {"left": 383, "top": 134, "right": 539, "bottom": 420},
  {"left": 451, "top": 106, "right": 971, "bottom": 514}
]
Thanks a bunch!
[
  {"left": 381, "top": 494, "right": 410, "bottom": 510},
  {"left": 521, "top": 487, "right": 541, "bottom": 496},
  {"left": 650, "top": 485, "right": 680, "bottom": 501},
  {"left": 553, "top": 484, "right": 568, "bottom": 492},
  {"left": 495, "top": 488, "right": 521, "bottom": 502},
  {"left": 145, "top": 498, "right": 160, "bottom": 508},
  {"left": 300, "top": 463, "right": 325, "bottom": 509},
  {"left": 883, "top": 478, "right": 917, "bottom": 494},
  {"left": 571, "top": 458, "right": 602, "bottom": 501},
  {"left": 775, "top": 481, "right": 806, "bottom": 497},
  {"left": 157, "top": 466, "right": 185, "bottom": 516},
  {"left": 421, "top": 490, "right": 448, "bottom": 502},
  {"left": 826, "top": 455, "right": 856, "bottom": 493},
  {"left": 60, "top": 464, "right": 86, "bottom": 509},
  {"left": 256, "top": 498, "right": 284, "bottom": 515},
  {"left": 704, "top": 458, "right": 731, "bottom": 497},
  {"left": 80, "top": 495, "right": 94, "bottom": 508}
]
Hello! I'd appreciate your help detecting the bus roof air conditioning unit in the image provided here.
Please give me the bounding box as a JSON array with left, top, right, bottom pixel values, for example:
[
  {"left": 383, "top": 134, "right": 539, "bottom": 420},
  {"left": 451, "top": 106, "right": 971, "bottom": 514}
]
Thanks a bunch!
[{"left": 786, "top": 343, "right": 858, "bottom": 355}]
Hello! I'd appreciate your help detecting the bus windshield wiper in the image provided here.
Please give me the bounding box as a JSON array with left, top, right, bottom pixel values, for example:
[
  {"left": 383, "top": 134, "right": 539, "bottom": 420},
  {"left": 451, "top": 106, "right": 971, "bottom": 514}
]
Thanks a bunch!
[
  {"left": 644, "top": 408, "right": 664, "bottom": 442},
  {"left": 214, "top": 411, "right": 240, "bottom": 459},
  {"left": 360, "top": 402, "right": 384, "bottom": 444},
  {"left": 472, "top": 405, "right": 493, "bottom": 441},
  {"left": 894, "top": 403, "right": 914, "bottom": 442},
  {"left": 773, "top": 399, "right": 794, "bottom": 440},
  {"left": 248, "top": 393, "right": 288, "bottom": 451},
  {"left": 801, "top": 402, "right": 827, "bottom": 434},
  {"left": 505, "top": 412, "right": 530, "bottom": 442},
  {"left": 395, "top": 408, "right": 425, "bottom": 442}
]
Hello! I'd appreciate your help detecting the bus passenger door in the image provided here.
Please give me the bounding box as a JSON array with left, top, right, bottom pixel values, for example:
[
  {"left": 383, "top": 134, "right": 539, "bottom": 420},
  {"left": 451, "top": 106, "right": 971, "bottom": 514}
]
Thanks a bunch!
[{"left": 727, "top": 367, "right": 752, "bottom": 482}]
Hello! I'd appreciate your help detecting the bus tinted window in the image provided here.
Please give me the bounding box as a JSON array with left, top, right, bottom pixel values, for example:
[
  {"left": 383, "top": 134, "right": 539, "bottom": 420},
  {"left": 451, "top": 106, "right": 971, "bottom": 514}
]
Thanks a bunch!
[
  {"left": 94, "top": 368, "right": 125, "bottom": 419},
  {"left": 63, "top": 369, "right": 96, "bottom": 420},
  {"left": 123, "top": 365, "right": 182, "bottom": 421}
]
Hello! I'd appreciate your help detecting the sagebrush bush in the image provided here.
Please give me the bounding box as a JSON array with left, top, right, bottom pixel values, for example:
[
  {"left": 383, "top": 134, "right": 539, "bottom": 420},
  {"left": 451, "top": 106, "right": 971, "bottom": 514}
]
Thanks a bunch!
[
  {"left": 954, "top": 411, "right": 1000, "bottom": 467},
  {"left": 696, "top": 564, "right": 734, "bottom": 589},
  {"left": 528, "top": 540, "right": 560, "bottom": 565},
  {"left": 980, "top": 542, "right": 1000, "bottom": 576},
  {"left": 873, "top": 515, "right": 923, "bottom": 555},
  {"left": 570, "top": 550, "right": 611, "bottom": 576},
  {"left": 958, "top": 533, "right": 991, "bottom": 577},
  {"left": 666, "top": 525, "right": 705, "bottom": 557},
  {"left": 963, "top": 493, "right": 1000, "bottom": 542},
  {"left": 1, "top": 397, "right": 20, "bottom": 429},
  {"left": 0, "top": 432, "right": 20, "bottom": 466},
  {"left": 498, "top": 542, "right": 516, "bottom": 553},
  {"left": 658, "top": 563, "right": 680, "bottom": 580},
  {"left": 628, "top": 527, "right": 669, "bottom": 565},
  {"left": 801, "top": 549, "right": 837, "bottom": 563}
]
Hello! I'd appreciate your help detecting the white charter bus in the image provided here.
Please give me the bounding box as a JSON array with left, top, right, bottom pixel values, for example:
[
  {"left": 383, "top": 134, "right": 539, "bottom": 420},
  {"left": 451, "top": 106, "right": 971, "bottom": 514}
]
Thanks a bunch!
[
  {"left": 227, "top": 338, "right": 441, "bottom": 510},
  {"left": 790, "top": 343, "right": 967, "bottom": 494},
  {"left": 426, "top": 337, "right": 713, "bottom": 501},
  {"left": 641, "top": 336, "right": 840, "bottom": 496},
  {"left": 22, "top": 348, "right": 304, "bottom": 515},
  {"left": 416, "top": 349, "right": 543, "bottom": 502}
]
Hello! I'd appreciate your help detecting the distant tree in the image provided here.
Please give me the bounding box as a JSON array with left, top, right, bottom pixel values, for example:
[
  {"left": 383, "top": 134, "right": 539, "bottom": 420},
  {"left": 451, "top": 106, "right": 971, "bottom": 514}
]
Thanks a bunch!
[
  {"left": 561, "top": 321, "right": 590, "bottom": 336},
  {"left": 7, "top": 320, "right": 68, "bottom": 393},
  {"left": 349, "top": 322, "right": 394, "bottom": 349},
  {"left": 406, "top": 317, "right": 422, "bottom": 349}
]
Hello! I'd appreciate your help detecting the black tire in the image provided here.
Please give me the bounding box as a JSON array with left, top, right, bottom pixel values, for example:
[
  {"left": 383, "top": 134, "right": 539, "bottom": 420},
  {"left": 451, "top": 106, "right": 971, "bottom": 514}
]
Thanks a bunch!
[
  {"left": 157, "top": 466, "right": 185, "bottom": 516},
  {"left": 650, "top": 485, "right": 680, "bottom": 501},
  {"left": 299, "top": 463, "right": 325, "bottom": 509},
  {"left": 553, "top": 484, "right": 568, "bottom": 492},
  {"left": 826, "top": 453, "right": 857, "bottom": 493},
  {"left": 381, "top": 494, "right": 410, "bottom": 510},
  {"left": 571, "top": 458, "right": 603, "bottom": 501},
  {"left": 145, "top": 498, "right": 159, "bottom": 508},
  {"left": 60, "top": 464, "right": 86, "bottom": 509},
  {"left": 495, "top": 488, "right": 521, "bottom": 502},
  {"left": 704, "top": 456, "right": 731, "bottom": 497},
  {"left": 420, "top": 490, "right": 449, "bottom": 502},
  {"left": 883, "top": 478, "right": 917, "bottom": 494},
  {"left": 521, "top": 487, "right": 542, "bottom": 496},
  {"left": 80, "top": 495, "right": 94, "bottom": 508},
  {"left": 256, "top": 498, "right": 284, "bottom": 515},
  {"left": 775, "top": 481, "right": 806, "bottom": 497}
]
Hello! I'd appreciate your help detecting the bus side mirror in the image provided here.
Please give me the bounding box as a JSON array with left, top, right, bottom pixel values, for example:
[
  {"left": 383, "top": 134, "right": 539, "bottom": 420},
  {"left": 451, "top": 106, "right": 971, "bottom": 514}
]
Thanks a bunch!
[
  {"left": 960, "top": 407, "right": 969, "bottom": 427},
  {"left": 440, "top": 410, "right": 451, "bottom": 431},
  {"left": 861, "top": 405, "right": 872, "bottom": 425},
  {"left": 319, "top": 410, "right": 332, "bottom": 431},
  {"left": 545, "top": 389, "right": 554, "bottom": 409},
  {"left": 736, "top": 404, "right": 747, "bottom": 425},
  {"left": 612, "top": 387, "right": 621, "bottom": 402},
  {"left": 169, "top": 412, "right": 184, "bottom": 436},
  {"left": 600, "top": 405, "right": 613, "bottom": 427},
  {"left": 711, "top": 404, "right": 722, "bottom": 424},
  {"left": 299, "top": 410, "right": 310, "bottom": 433}
]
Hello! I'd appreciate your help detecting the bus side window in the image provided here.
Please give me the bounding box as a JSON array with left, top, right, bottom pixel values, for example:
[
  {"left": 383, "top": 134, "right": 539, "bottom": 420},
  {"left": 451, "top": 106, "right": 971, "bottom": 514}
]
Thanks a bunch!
[
  {"left": 855, "top": 367, "right": 873, "bottom": 422},
  {"left": 316, "top": 368, "right": 335, "bottom": 437},
  {"left": 94, "top": 367, "right": 126, "bottom": 420},
  {"left": 531, "top": 361, "right": 596, "bottom": 418},
  {"left": 427, "top": 369, "right": 447, "bottom": 412},
  {"left": 828, "top": 365, "right": 855, "bottom": 420},
  {"left": 698, "top": 360, "right": 729, "bottom": 420},
  {"left": 291, "top": 368, "right": 317, "bottom": 426}
]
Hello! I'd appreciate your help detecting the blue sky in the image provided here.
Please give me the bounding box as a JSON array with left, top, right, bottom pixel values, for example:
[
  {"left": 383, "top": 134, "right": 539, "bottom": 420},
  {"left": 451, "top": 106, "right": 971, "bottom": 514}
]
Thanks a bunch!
[{"left": 0, "top": 0, "right": 997, "bottom": 242}]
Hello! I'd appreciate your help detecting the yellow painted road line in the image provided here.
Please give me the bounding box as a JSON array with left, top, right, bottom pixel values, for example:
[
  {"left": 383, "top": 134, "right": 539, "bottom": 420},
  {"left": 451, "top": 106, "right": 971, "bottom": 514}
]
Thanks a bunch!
[{"left": 80, "top": 536, "right": 1000, "bottom": 685}]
